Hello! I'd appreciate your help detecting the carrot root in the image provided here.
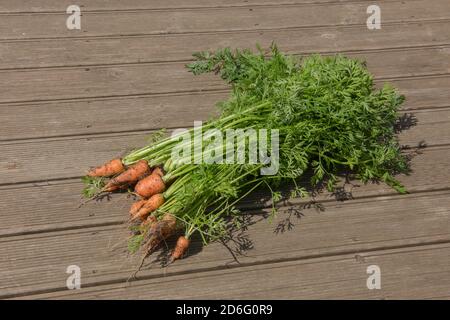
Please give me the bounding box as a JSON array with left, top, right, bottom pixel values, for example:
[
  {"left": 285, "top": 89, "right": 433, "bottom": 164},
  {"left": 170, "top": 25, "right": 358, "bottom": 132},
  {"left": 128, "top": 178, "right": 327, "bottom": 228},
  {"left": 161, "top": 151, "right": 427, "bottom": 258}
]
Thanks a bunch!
[
  {"left": 88, "top": 158, "right": 125, "bottom": 177},
  {"left": 170, "top": 236, "right": 190, "bottom": 262},
  {"left": 131, "top": 193, "right": 165, "bottom": 221},
  {"left": 129, "top": 199, "right": 147, "bottom": 216},
  {"left": 104, "top": 160, "right": 150, "bottom": 191},
  {"left": 134, "top": 171, "right": 166, "bottom": 198}
]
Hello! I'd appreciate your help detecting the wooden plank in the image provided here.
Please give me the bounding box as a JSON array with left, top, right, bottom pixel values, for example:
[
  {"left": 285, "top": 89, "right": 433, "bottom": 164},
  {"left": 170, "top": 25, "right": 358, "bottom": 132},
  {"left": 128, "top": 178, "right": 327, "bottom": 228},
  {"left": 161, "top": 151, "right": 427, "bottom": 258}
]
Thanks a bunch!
[
  {"left": 0, "top": 62, "right": 220, "bottom": 104},
  {"left": 2, "top": 20, "right": 449, "bottom": 70},
  {"left": 0, "top": 91, "right": 226, "bottom": 141},
  {"left": 2, "top": 190, "right": 450, "bottom": 298},
  {"left": 1, "top": 0, "right": 448, "bottom": 40},
  {"left": 398, "top": 107, "right": 450, "bottom": 147},
  {"left": 0, "top": 46, "right": 449, "bottom": 104},
  {"left": 1, "top": 0, "right": 447, "bottom": 301},
  {"left": 0, "top": 103, "right": 448, "bottom": 185},
  {"left": 0, "top": 145, "right": 449, "bottom": 237},
  {"left": 393, "top": 75, "right": 450, "bottom": 110},
  {"left": 19, "top": 243, "right": 450, "bottom": 299},
  {"left": 1, "top": 75, "right": 448, "bottom": 141},
  {"left": 0, "top": 0, "right": 367, "bottom": 13}
]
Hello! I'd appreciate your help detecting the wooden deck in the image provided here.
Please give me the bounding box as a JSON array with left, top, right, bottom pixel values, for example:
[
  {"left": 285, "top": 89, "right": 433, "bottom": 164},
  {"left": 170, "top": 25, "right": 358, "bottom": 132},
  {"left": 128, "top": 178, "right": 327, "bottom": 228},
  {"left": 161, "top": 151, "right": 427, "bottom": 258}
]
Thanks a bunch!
[{"left": 1, "top": 0, "right": 450, "bottom": 299}]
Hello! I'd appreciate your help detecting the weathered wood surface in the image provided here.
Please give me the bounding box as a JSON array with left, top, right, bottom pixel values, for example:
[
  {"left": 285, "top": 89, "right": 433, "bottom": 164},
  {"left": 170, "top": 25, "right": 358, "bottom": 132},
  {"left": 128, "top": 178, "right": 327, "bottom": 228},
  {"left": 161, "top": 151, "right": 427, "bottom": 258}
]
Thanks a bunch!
[
  {"left": 0, "top": 0, "right": 373, "bottom": 13},
  {"left": 20, "top": 243, "right": 450, "bottom": 299},
  {"left": 0, "top": 47, "right": 449, "bottom": 104},
  {"left": 1, "top": 20, "right": 449, "bottom": 70},
  {"left": 0, "top": 143, "right": 448, "bottom": 236},
  {"left": 2, "top": 0, "right": 448, "bottom": 40},
  {"left": 0, "top": 104, "right": 448, "bottom": 185},
  {"left": 2, "top": 191, "right": 450, "bottom": 299},
  {"left": 1, "top": 0, "right": 449, "bottom": 299},
  {"left": 2, "top": 75, "right": 449, "bottom": 140}
]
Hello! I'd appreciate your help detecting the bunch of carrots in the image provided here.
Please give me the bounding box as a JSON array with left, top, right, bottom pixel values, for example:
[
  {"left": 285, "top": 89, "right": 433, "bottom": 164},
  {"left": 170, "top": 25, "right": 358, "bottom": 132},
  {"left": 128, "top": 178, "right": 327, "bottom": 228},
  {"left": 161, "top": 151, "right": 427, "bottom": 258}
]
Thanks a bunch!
[
  {"left": 82, "top": 45, "right": 409, "bottom": 266},
  {"left": 86, "top": 158, "right": 188, "bottom": 262},
  {"left": 83, "top": 98, "right": 273, "bottom": 264}
]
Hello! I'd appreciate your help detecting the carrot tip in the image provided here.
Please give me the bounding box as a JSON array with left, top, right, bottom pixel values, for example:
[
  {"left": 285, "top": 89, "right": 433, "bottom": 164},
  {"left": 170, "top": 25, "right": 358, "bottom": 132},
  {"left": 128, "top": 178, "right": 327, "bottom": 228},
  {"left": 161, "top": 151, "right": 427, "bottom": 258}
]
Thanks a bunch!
[
  {"left": 87, "top": 158, "right": 125, "bottom": 177},
  {"left": 170, "top": 236, "right": 190, "bottom": 262}
]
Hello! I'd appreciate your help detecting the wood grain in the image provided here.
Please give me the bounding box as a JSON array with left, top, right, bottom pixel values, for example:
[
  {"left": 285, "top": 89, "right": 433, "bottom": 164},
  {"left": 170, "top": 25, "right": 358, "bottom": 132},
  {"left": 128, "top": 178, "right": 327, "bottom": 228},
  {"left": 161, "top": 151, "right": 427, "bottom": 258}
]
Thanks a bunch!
[
  {"left": 2, "top": 0, "right": 449, "bottom": 300},
  {"left": 0, "top": 47, "right": 449, "bottom": 104},
  {"left": 2, "top": 190, "right": 450, "bottom": 298},
  {"left": 0, "top": 104, "right": 446, "bottom": 185},
  {"left": 1, "top": 0, "right": 448, "bottom": 40},
  {"left": 0, "top": 144, "right": 448, "bottom": 237},
  {"left": 1, "top": 20, "right": 449, "bottom": 70},
  {"left": 0, "top": 0, "right": 369, "bottom": 13},
  {"left": 1, "top": 76, "right": 449, "bottom": 141},
  {"left": 0, "top": 91, "right": 226, "bottom": 140},
  {"left": 20, "top": 243, "right": 450, "bottom": 299}
]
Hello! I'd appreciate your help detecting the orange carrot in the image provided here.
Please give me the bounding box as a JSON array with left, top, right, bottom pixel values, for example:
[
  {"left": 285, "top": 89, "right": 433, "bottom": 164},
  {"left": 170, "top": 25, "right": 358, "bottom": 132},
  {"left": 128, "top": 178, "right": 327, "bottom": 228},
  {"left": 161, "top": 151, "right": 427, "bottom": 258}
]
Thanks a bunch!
[
  {"left": 134, "top": 171, "right": 166, "bottom": 198},
  {"left": 104, "top": 160, "right": 150, "bottom": 191},
  {"left": 128, "top": 203, "right": 153, "bottom": 235},
  {"left": 131, "top": 193, "right": 165, "bottom": 220},
  {"left": 170, "top": 236, "right": 190, "bottom": 262},
  {"left": 88, "top": 158, "right": 125, "bottom": 177},
  {"left": 103, "top": 183, "right": 123, "bottom": 193},
  {"left": 129, "top": 199, "right": 147, "bottom": 216}
]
